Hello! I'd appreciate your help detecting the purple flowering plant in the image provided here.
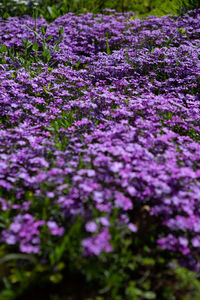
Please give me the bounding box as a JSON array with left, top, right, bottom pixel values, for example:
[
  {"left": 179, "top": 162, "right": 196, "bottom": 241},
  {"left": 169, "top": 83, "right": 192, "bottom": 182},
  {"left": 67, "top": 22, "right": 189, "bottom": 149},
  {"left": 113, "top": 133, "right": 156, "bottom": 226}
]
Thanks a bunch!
[{"left": 0, "top": 7, "right": 200, "bottom": 299}]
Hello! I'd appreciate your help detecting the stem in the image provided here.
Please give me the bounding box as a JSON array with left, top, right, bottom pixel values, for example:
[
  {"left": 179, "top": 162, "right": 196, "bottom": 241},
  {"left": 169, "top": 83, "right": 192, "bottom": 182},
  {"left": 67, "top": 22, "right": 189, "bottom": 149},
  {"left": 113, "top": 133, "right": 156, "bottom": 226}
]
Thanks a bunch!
[{"left": 34, "top": 9, "right": 38, "bottom": 45}]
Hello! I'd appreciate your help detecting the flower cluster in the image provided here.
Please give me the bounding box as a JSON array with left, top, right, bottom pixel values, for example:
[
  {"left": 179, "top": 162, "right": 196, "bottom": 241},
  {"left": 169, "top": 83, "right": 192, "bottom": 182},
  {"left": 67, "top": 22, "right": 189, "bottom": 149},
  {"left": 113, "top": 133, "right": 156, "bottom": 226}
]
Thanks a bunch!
[{"left": 0, "top": 8, "right": 200, "bottom": 268}]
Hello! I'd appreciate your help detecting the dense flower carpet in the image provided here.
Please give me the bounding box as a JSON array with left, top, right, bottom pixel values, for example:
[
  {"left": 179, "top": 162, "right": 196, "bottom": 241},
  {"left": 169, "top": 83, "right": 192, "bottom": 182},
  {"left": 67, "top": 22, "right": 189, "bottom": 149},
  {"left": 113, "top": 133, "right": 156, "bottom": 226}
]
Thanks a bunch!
[{"left": 0, "top": 7, "right": 200, "bottom": 298}]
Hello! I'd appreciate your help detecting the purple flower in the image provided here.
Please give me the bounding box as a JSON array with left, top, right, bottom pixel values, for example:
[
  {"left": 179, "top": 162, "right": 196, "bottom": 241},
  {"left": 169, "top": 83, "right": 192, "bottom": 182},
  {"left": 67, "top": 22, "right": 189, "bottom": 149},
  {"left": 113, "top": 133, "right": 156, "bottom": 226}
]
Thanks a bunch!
[
  {"left": 114, "top": 192, "right": 133, "bottom": 210},
  {"left": 82, "top": 228, "right": 112, "bottom": 255},
  {"left": 99, "top": 217, "right": 110, "bottom": 227},
  {"left": 85, "top": 221, "right": 98, "bottom": 232},
  {"left": 191, "top": 237, "right": 200, "bottom": 248},
  {"left": 128, "top": 223, "right": 137, "bottom": 232},
  {"left": 47, "top": 221, "right": 64, "bottom": 236}
]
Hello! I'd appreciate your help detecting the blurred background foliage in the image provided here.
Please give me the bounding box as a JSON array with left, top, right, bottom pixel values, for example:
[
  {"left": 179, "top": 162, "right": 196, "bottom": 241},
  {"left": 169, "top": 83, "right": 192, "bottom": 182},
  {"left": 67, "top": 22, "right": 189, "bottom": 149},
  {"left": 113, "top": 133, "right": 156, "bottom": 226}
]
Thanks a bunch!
[{"left": 0, "top": 0, "right": 200, "bottom": 22}]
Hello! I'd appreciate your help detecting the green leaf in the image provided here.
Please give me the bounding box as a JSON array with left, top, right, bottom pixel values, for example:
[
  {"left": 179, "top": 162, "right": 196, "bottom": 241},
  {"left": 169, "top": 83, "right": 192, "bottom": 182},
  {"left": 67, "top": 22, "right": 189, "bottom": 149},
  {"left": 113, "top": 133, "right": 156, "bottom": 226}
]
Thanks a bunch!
[
  {"left": 106, "top": 33, "right": 111, "bottom": 55},
  {"left": 47, "top": 6, "right": 53, "bottom": 17},
  {"left": 41, "top": 25, "right": 47, "bottom": 36},
  {"left": 0, "top": 45, "right": 7, "bottom": 53},
  {"left": 24, "top": 25, "right": 43, "bottom": 41},
  {"left": 11, "top": 73, "right": 16, "bottom": 79},
  {"left": 0, "top": 253, "right": 37, "bottom": 264},
  {"left": 59, "top": 26, "right": 64, "bottom": 36},
  {"left": 55, "top": 45, "right": 60, "bottom": 52},
  {"left": 43, "top": 85, "right": 48, "bottom": 94},
  {"left": 34, "top": 8, "right": 38, "bottom": 20},
  {"left": 56, "top": 262, "right": 65, "bottom": 271},
  {"left": 46, "top": 35, "right": 53, "bottom": 41},
  {"left": 32, "top": 42, "right": 39, "bottom": 51},
  {"left": 47, "top": 5, "right": 58, "bottom": 19},
  {"left": 3, "top": 12, "right": 10, "bottom": 18},
  {"left": 42, "top": 49, "right": 51, "bottom": 62},
  {"left": 49, "top": 273, "right": 63, "bottom": 283},
  {"left": 143, "top": 291, "right": 156, "bottom": 299}
]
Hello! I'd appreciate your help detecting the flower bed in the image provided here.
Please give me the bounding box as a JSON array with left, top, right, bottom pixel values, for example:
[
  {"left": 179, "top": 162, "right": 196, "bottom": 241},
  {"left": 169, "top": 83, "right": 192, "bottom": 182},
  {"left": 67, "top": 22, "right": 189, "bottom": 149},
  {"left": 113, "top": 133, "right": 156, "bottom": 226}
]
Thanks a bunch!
[{"left": 0, "top": 8, "right": 200, "bottom": 299}]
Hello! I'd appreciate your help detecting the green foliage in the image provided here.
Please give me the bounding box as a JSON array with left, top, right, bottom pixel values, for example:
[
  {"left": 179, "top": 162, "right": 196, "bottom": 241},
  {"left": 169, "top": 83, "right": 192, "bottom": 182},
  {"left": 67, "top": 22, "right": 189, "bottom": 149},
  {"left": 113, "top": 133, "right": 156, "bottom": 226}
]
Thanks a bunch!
[
  {"left": 177, "top": 0, "right": 200, "bottom": 13},
  {"left": 0, "top": 0, "right": 196, "bottom": 22},
  {"left": 106, "top": 33, "right": 111, "bottom": 55},
  {"left": 0, "top": 20, "right": 64, "bottom": 70},
  {"left": 171, "top": 262, "right": 200, "bottom": 300},
  {"left": 1, "top": 205, "right": 199, "bottom": 299},
  {"left": 23, "top": 22, "right": 64, "bottom": 64}
]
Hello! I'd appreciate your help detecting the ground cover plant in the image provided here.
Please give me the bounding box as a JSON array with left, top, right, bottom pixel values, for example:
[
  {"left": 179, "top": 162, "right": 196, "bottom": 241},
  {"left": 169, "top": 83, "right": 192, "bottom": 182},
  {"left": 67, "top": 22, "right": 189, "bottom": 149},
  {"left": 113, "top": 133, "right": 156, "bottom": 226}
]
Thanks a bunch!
[{"left": 0, "top": 6, "right": 200, "bottom": 300}]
